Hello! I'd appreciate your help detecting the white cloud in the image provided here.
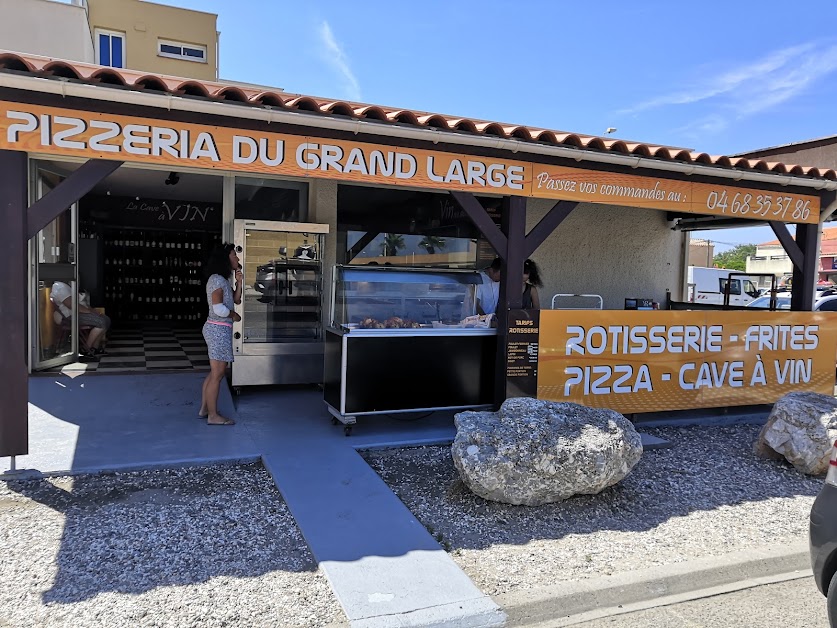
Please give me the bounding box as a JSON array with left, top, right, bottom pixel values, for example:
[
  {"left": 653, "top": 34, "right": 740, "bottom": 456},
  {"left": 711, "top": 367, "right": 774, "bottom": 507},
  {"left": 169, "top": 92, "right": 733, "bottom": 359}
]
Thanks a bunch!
[
  {"left": 674, "top": 114, "right": 730, "bottom": 139},
  {"left": 735, "top": 44, "right": 837, "bottom": 115},
  {"left": 619, "top": 41, "right": 837, "bottom": 126},
  {"left": 318, "top": 21, "right": 361, "bottom": 102}
]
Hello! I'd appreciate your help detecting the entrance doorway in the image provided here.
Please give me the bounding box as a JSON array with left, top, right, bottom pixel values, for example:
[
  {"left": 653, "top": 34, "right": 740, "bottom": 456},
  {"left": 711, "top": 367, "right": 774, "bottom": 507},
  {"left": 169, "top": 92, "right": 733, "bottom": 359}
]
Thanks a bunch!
[
  {"left": 30, "top": 167, "right": 80, "bottom": 371},
  {"left": 31, "top": 161, "right": 223, "bottom": 373}
]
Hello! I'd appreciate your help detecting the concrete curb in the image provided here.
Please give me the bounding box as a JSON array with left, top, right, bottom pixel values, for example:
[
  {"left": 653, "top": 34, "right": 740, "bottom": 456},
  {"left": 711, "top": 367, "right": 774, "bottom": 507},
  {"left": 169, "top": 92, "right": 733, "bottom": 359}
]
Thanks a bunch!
[{"left": 496, "top": 541, "right": 811, "bottom": 626}]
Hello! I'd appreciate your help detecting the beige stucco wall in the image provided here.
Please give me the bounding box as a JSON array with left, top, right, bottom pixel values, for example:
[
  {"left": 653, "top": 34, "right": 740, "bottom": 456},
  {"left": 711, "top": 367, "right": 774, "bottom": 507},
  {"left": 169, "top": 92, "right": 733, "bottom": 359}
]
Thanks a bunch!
[
  {"left": 688, "top": 241, "right": 714, "bottom": 267},
  {"left": 0, "top": 0, "right": 94, "bottom": 62},
  {"left": 746, "top": 244, "right": 792, "bottom": 286},
  {"left": 526, "top": 199, "right": 686, "bottom": 309},
  {"left": 746, "top": 256, "right": 791, "bottom": 279},
  {"left": 86, "top": 0, "right": 217, "bottom": 79}
]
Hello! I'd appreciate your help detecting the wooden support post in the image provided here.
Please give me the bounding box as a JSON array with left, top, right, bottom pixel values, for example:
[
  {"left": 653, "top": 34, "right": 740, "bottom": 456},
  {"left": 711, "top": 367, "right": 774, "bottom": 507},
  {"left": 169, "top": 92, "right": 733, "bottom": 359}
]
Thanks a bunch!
[
  {"left": 0, "top": 150, "right": 29, "bottom": 457},
  {"left": 0, "top": 156, "right": 122, "bottom": 458},
  {"left": 451, "top": 191, "right": 573, "bottom": 407},
  {"left": 493, "top": 196, "right": 527, "bottom": 407},
  {"left": 791, "top": 223, "right": 818, "bottom": 311}
]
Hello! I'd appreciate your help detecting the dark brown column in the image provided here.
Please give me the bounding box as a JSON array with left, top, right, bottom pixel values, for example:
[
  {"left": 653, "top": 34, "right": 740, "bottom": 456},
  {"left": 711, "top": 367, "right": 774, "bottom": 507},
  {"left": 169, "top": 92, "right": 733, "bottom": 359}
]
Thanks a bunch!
[
  {"left": 493, "top": 196, "right": 527, "bottom": 406},
  {"left": 791, "top": 223, "right": 819, "bottom": 311},
  {"left": 0, "top": 150, "right": 29, "bottom": 458}
]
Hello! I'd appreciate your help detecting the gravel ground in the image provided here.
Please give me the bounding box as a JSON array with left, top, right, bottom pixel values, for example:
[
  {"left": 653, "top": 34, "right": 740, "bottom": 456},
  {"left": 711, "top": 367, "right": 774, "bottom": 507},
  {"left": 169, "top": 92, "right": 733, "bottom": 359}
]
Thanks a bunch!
[
  {"left": 362, "top": 425, "right": 822, "bottom": 597},
  {"left": 0, "top": 463, "right": 344, "bottom": 628}
]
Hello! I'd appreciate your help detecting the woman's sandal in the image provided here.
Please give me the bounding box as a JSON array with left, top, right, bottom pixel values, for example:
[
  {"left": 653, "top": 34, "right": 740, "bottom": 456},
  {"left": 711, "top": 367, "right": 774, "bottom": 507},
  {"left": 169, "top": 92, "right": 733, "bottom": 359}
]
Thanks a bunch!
[{"left": 207, "top": 418, "right": 235, "bottom": 426}]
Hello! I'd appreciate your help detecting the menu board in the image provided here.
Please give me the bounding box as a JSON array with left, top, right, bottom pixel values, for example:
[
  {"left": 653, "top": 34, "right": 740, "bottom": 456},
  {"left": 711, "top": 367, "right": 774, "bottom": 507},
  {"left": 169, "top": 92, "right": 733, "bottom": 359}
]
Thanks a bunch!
[{"left": 506, "top": 309, "right": 540, "bottom": 397}]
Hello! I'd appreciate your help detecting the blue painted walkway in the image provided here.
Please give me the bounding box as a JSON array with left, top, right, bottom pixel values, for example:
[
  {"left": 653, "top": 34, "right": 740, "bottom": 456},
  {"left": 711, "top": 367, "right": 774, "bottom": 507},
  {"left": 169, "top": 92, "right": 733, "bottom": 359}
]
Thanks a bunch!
[
  {"left": 4, "top": 373, "right": 505, "bottom": 627},
  {"left": 3, "top": 372, "right": 251, "bottom": 474}
]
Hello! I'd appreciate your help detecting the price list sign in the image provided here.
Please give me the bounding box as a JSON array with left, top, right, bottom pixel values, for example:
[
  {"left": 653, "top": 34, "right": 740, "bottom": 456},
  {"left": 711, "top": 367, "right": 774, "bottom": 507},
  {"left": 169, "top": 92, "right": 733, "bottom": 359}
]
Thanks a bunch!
[{"left": 506, "top": 309, "right": 541, "bottom": 398}]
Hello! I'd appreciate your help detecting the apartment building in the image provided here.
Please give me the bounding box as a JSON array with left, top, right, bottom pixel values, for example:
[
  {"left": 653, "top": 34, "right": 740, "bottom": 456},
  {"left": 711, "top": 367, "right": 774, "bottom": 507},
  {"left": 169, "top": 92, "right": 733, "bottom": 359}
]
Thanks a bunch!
[{"left": 0, "top": 0, "right": 218, "bottom": 80}]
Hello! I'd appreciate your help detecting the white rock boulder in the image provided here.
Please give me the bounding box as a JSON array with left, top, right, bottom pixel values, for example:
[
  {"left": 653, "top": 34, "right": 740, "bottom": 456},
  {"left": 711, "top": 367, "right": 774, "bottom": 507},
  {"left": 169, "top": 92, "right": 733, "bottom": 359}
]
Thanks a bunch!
[
  {"left": 755, "top": 391, "right": 837, "bottom": 475},
  {"left": 452, "top": 398, "right": 643, "bottom": 506}
]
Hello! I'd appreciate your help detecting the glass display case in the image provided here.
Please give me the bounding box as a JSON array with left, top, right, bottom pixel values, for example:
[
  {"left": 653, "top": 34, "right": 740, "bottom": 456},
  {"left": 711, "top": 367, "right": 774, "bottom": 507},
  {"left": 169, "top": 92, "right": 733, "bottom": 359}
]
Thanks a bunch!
[
  {"left": 324, "top": 265, "right": 497, "bottom": 434},
  {"left": 330, "top": 265, "right": 494, "bottom": 330},
  {"left": 232, "top": 219, "right": 329, "bottom": 388}
]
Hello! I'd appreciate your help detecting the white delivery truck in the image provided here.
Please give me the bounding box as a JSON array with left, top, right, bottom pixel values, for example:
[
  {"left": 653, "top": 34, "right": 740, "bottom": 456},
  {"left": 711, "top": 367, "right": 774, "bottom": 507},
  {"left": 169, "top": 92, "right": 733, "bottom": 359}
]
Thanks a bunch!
[{"left": 686, "top": 267, "right": 760, "bottom": 306}]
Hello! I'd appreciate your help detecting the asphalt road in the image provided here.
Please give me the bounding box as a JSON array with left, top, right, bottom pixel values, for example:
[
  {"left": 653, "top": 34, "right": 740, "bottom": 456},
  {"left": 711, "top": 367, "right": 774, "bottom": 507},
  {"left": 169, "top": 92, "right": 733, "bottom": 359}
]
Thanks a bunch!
[{"left": 575, "top": 577, "right": 829, "bottom": 628}]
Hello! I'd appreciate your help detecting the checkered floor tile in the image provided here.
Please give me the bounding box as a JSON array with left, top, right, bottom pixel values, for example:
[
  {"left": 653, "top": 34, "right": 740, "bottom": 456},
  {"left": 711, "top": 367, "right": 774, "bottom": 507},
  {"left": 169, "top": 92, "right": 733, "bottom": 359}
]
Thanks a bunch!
[{"left": 48, "top": 325, "right": 210, "bottom": 373}]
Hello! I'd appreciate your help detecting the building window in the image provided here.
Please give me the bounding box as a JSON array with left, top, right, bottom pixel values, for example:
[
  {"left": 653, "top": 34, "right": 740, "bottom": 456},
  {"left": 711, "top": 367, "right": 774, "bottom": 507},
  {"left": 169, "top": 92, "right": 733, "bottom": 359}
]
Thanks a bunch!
[
  {"left": 95, "top": 29, "right": 125, "bottom": 68},
  {"left": 158, "top": 39, "right": 207, "bottom": 63}
]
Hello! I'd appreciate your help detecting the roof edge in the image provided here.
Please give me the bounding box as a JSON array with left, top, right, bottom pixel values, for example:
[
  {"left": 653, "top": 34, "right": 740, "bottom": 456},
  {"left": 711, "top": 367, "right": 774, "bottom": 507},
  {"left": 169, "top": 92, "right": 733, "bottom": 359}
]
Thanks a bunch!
[{"left": 0, "top": 50, "right": 836, "bottom": 188}]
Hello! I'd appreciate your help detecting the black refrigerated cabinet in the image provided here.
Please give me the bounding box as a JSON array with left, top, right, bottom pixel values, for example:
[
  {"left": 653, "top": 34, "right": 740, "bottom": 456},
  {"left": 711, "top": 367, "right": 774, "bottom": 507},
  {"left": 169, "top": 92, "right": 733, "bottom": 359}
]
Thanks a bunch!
[{"left": 323, "top": 265, "right": 497, "bottom": 435}]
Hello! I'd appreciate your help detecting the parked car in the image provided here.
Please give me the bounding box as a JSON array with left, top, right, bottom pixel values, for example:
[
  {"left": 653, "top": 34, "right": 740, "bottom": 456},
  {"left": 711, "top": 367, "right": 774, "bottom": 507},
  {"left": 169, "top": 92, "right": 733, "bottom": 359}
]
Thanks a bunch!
[
  {"left": 746, "top": 294, "right": 837, "bottom": 312},
  {"left": 746, "top": 294, "right": 791, "bottom": 310},
  {"left": 818, "top": 295, "right": 837, "bottom": 311},
  {"left": 687, "top": 267, "right": 760, "bottom": 306},
  {"left": 810, "top": 440, "right": 837, "bottom": 627}
]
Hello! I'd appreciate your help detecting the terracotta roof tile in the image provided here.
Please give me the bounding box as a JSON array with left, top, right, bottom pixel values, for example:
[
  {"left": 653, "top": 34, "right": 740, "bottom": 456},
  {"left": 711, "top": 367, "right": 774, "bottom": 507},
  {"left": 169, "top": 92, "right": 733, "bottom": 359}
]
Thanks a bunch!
[
  {"left": 1, "top": 50, "right": 836, "bottom": 181},
  {"left": 252, "top": 91, "right": 285, "bottom": 107},
  {"left": 761, "top": 227, "right": 837, "bottom": 248},
  {"left": 821, "top": 240, "right": 837, "bottom": 255}
]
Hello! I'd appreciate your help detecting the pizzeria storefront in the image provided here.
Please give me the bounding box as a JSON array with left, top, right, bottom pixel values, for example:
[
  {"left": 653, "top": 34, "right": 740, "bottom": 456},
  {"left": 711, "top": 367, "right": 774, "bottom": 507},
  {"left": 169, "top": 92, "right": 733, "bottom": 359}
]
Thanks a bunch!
[{"left": 1, "top": 51, "right": 836, "bottom": 455}]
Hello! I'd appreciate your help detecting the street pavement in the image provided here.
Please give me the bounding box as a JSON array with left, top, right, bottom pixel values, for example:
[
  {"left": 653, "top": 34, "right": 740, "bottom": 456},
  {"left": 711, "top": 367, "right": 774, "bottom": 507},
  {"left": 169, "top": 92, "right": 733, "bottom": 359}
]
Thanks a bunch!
[{"left": 573, "top": 576, "right": 828, "bottom": 628}]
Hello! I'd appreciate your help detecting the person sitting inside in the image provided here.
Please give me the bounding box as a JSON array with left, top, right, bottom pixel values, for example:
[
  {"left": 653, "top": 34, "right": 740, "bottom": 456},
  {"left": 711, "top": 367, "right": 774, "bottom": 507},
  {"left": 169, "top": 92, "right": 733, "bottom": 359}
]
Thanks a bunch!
[{"left": 50, "top": 281, "right": 111, "bottom": 356}]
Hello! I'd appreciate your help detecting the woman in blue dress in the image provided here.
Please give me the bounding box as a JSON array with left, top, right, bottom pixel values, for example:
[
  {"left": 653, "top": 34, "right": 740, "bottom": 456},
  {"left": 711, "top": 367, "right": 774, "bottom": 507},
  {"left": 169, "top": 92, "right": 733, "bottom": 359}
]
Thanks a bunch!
[{"left": 199, "top": 243, "right": 242, "bottom": 425}]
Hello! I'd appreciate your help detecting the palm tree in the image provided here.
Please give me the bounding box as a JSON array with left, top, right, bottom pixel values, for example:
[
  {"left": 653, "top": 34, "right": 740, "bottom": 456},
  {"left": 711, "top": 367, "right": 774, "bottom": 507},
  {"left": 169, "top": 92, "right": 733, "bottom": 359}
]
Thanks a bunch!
[
  {"left": 418, "top": 236, "right": 446, "bottom": 255},
  {"left": 383, "top": 233, "right": 406, "bottom": 257}
]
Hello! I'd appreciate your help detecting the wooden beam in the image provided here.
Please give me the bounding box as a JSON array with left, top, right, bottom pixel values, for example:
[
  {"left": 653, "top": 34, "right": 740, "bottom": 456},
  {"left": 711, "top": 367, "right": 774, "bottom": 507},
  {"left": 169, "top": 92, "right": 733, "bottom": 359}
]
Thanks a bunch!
[
  {"left": 524, "top": 200, "right": 578, "bottom": 258},
  {"left": 28, "top": 159, "right": 123, "bottom": 239},
  {"left": 0, "top": 150, "right": 29, "bottom": 457},
  {"left": 769, "top": 221, "right": 803, "bottom": 270},
  {"left": 449, "top": 191, "right": 507, "bottom": 257},
  {"left": 346, "top": 232, "right": 380, "bottom": 262}
]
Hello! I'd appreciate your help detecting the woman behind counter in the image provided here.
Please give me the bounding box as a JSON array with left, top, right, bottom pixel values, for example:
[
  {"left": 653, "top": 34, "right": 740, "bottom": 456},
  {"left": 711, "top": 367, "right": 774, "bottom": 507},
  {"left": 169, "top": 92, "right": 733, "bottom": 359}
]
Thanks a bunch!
[
  {"left": 522, "top": 258, "right": 542, "bottom": 309},
  {"left": 199, "top": 243, "right": 242, "bottom": 426}
]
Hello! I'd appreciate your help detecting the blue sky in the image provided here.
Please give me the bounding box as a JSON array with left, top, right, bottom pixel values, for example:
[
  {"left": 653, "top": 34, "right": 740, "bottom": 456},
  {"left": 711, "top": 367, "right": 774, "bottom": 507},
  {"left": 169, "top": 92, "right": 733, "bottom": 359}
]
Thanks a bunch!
[{"left": 149, "top": 1, "right": 837, "bottom": 249}]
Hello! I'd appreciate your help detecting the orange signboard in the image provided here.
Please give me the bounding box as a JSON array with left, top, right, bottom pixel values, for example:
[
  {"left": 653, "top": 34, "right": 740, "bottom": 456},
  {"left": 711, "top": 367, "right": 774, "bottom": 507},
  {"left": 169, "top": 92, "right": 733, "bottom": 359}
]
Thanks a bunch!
[
  {"left": 0, "top": 101, "right": 820, "bottom": 223},
  {"left": 0, "top": 101, "right": 531, "bottom": 195},
  {"left": 532, "top": 164, "right": 820, "bottom": 224},
  {"left": 536, "top": 310, "right": 837, "bottom": 414}
]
